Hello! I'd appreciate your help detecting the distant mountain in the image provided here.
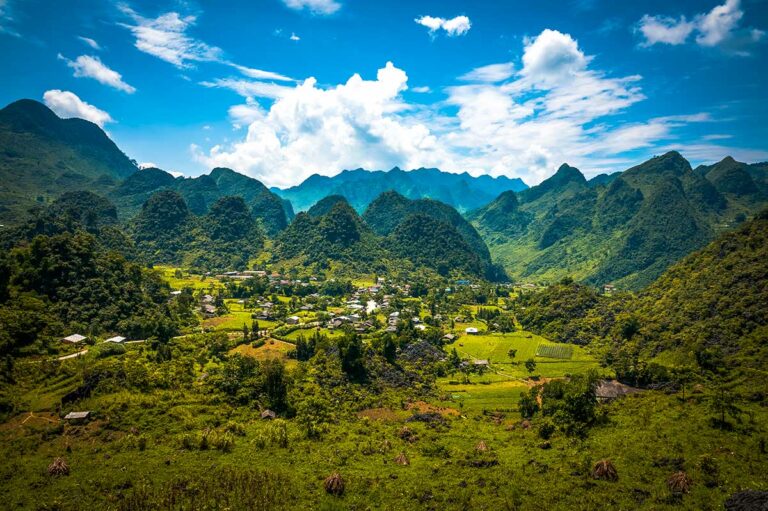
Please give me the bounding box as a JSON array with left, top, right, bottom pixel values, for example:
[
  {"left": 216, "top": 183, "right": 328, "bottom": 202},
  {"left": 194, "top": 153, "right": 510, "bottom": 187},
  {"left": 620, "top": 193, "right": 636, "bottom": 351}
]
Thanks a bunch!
[
  {"left": 274, "top": 195, "right": 496, "bottom": 279},
  {"left": 113, "top": 166, "right": 291, "bottom": 235},
  {"left": 273, "top": 167, "right": 528, "bottom": 214},
  {"left": 0, "top": 99, "right": 137, "bottom": 226},
  {"left": 471, "top": 152, "right": 768, "bottom": 289},
  {"left": 362, "top": 190, "right": 501, "bottom": 280}
]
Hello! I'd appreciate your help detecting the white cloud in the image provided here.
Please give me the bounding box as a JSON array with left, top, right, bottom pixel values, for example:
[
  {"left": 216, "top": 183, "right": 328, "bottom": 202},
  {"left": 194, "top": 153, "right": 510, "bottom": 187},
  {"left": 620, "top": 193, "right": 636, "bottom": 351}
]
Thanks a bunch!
[
  {"left": 637, "top": 15, "right": 695, "bottom": 46},
  {"left": 282, "top": 0, "right": 340, "bottom": 15},
  {"left": 42, "top": 90, "right": 113, "bottom": 127},
  {"left": 118, "top": 5, "right": 222, "bottom": 68},
  {"left": 459, "top": 63, "right": 514, "bottom": 82},
  {"left": 229, "top": 63, "right": 293, "bottom": 82},
  {"left": 58, "top": 54, "right": 136, "bottom": 93},
  {"left": 637, "top": 0, "right": 764, "bottom": 54},
  {"left": 194, "top": 29, "right": 749, "bottom": 187},
  {"left": 0, "top": 0, "right": 20, "bottom": 37},
  {"left": 138, "top": 162, "right": 159, "bottom": 169},
  {"left": 696, "top": 0, "right": 742, "bottom": 46},
  {"left": 78, "top": 36, "right": 101, "bottom": 50},
  {"left": 290, "top": 32, "right": 300, "bottom": 41},
  {"left": 411, "top": 86, "right": 432, "bottom": 93},
  {"left": 200, "top": 78, "right": 292, "bottom": 99},
  {"left": 415, "top": 15, "right": 471, "bottom": 37}
]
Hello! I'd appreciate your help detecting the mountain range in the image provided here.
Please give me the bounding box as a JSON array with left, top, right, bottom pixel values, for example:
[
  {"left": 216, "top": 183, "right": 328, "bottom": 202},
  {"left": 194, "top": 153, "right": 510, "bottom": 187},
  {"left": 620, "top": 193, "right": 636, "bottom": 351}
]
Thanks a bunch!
[
  {"left": 470, "top": 152, "right": 768, "bottom": 289},
  {"left": 272, "top": 167, "right": 528, "bottom": 213}
]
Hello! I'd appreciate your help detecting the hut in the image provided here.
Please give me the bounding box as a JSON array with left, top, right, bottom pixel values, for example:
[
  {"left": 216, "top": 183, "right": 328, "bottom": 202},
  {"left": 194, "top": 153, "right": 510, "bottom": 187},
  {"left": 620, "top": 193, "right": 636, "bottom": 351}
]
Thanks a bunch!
[
  {"left": 261, "top": 409, "right": 276, "bottom": 420},
  {"left": 104, "top": 336, "right": 126, "bottom": 344},
  {"left": 61, "top": 334, "right": 87, "bottom": 344},
  {"left": 595, "top": 380, "right": 640, "bottom": 402},
  {"left": 64, "top": 411, "right": 91, "bottom": 423}
]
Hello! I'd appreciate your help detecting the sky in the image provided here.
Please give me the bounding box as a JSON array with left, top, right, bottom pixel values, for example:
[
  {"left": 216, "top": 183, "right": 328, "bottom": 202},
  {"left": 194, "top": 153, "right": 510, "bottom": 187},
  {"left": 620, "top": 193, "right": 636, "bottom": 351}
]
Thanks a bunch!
[{"left": 1, "top": 0, "right": 767, "bottom": 188}]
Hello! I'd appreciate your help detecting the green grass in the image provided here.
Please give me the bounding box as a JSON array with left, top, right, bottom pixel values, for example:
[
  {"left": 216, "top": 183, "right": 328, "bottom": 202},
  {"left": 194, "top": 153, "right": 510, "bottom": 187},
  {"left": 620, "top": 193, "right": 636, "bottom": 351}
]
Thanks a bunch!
[
  {"left": 154, "top": 266, "right": 224, "bottom": 291},
  {"left": 536, "top": 344, "right": 574, "bottom": 359},
  {"left": 203, "top": 300, "right": 278, "bottom": 332}
]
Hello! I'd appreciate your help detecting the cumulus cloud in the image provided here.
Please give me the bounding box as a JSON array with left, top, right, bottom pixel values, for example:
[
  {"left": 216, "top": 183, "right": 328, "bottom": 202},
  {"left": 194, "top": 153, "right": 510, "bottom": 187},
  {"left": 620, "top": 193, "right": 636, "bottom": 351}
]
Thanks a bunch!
[
  {"left": 78, "top": 36, "right": 101, "bottom": 50},
  {"left": 282, "top": 0, "right": 340, "bottom": 15},
  {"left": 42, "top": 90, "right": 113, "bottom": 127},
  {"left": 290, "top": 32, "right": 300, "bottom": 41},
  {"left": 415, "top": 15, "right": 471, "bottom": 37},
  {"left": 637, "top": 0, "right": 764, "bottom": 54},
  {"left": 459, "top": 63, "right": 514, "bottom": 83},
  {"left": 194, "top": 29, "right": 739, "bottom": 187},
  {"left": 194, "top": 62, "right": 446, "bottom": 187},
  {"left": 58, "top": 54, "right": 136, "bottom": 93}
]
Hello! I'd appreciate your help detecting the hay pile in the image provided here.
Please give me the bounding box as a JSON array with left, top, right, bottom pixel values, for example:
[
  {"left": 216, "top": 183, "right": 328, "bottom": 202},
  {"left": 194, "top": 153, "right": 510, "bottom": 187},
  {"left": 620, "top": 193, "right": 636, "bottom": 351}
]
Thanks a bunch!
[
  {"left": 667, "top": 471, "right": 692, "bottom": 494},
  {"left": 398, "top": 426, "right": 417, "bottom": 443},
  {"left": 324, "top": 472, "right": 345, "bottom": 496},
  {"left": 394, "top": 453, "right": 410, "bottom": 466},
  {"left": 475, "top": 441, "right": 488, "bottom": 452},
  {"left": 591, "top": 459, "right": 618, "bottom": 482},
  {"left": 47, "top": 457, "right": 70, "bottom": 476}
]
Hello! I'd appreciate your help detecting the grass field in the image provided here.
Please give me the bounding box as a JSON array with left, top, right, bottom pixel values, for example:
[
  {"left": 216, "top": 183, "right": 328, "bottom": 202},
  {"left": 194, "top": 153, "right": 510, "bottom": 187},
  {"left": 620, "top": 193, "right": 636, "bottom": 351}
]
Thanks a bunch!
[
  {"left": 154, "top": 266, "right": 224, "bottom": 291},
  {"left": 437, "top": 331, "right": 604, "bottom": 413},
  {"left": 203, "top": 300, "right": 279, "bottom": 332},
  {"left": 230, "top": 339, "right": 298, "bottom": 369}
]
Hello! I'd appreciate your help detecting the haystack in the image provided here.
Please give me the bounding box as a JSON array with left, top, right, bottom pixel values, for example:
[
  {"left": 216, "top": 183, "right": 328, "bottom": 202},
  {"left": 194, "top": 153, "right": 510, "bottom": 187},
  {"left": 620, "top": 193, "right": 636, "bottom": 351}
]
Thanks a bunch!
[
  {"left": 324, "top": 472, "right": 345, "bottom": 496},
  {"left": 398, "top": 426, "right": 417, "bottom": 443},
  {"left": 667, "top": 471, "right": 692, "bottom": 494},
  {"left": 475, "top": 441, "right": 488, "bottom": 452},
  {"left": 394, "top": 452, "right": 410, "bottom": 466},
  {"left": 592, "top": 459, "right": 618, "bottom": 481},
  {"left": 48, "top": 457, "right": 70, "bottom": 476}
]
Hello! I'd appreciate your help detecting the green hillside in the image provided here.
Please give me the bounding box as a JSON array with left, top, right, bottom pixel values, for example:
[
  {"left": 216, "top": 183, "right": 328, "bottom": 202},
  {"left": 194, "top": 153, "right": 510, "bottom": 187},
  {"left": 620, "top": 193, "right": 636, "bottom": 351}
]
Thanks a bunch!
[
  {"left": 472, "top": 152, "right": 768, "bottom": 289},
  {"left": 0, "top": 99, "right": 137, "bottom": 226}
]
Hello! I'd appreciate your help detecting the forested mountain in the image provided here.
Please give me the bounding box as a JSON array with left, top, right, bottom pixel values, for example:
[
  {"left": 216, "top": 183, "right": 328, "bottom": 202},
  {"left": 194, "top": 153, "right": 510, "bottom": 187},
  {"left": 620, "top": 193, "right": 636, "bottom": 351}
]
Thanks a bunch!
[
  {"left": 275, "top": 196, "right": 495, "bottom": 278},
  {"left": 362, "top": 191, "right": 500, "bottom": 279},
  {"left": 130, "top": 191, "right": 264, "bottom": 271},
  {"left": 516, "top": 209, "right": 768, "bottom": 387},
  {"left": 273, "top": 166, "right": 528, "bottom": 213},
  {"left": 0, "top": 99, "right": 137, "bottom": 226},
  {"left": 471, "top": 152, "right": 768, "bottom": 289},
  {"left": 113, "top": 166, "right": 291, "bottom": 235}
]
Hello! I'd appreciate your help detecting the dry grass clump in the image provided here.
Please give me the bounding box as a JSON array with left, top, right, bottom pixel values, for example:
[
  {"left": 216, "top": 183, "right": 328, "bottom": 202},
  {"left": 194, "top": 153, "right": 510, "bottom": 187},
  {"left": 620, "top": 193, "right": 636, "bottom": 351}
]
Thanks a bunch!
[
  {"left": 324, "top": 472, "right": 345, "bottom": 496},
  {"left": 667, "top": 471, "right": 692, "bottom": 494},
  {"left": 398, "top": 426, "right": 418, "bottom": 443},
  {"left": 48, "top": 457, "right": 70, "bottom": 476},
  {"left": 591, "top": 459, "right": 618, "bottom": 482},
  {"left": 475, "top": 441, "right": 488, "bottom": 452},
  {"left": 394, "top": 452, "right": 410, "bottom": 465}
]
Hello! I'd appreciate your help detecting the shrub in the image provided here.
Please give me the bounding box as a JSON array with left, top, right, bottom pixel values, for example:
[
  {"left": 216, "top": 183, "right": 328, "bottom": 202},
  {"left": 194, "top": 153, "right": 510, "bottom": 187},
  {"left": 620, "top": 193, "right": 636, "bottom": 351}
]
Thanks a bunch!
[
  {"left": 667, "top": 471, "right": 692, "bottom": 495},
  {"left": 592, "top": 459, "right": 618, "bottom": 482},
  {"left": 47, "top": 457, "right": 69, "bottom": 476},
  {"left": 324, "top": 472, "right": 345, "bottom": 496}
]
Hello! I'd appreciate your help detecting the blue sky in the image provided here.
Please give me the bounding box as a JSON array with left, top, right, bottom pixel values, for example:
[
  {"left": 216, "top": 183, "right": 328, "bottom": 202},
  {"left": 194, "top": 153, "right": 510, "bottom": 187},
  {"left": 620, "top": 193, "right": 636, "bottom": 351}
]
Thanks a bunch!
[{"left": 1, "top": 0, "right": 767, "bottom": 187}]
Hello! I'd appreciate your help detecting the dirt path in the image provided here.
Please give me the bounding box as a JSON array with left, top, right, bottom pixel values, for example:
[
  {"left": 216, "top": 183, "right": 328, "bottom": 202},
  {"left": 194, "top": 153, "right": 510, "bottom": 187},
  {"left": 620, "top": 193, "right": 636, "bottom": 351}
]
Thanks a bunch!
[{"left": 57, "top": 350, "right": 88, "bottom": 360}]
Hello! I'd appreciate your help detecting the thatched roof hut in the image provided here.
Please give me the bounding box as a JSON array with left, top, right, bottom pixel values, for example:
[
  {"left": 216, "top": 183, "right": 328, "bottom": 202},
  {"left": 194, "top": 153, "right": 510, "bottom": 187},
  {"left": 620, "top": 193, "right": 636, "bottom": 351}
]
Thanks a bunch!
[
  {"left": 595, "top": 380, "right": 640, "bottom": 402},
  {"left": 260, "top": 409, "right": 276, "bottom": 420}
]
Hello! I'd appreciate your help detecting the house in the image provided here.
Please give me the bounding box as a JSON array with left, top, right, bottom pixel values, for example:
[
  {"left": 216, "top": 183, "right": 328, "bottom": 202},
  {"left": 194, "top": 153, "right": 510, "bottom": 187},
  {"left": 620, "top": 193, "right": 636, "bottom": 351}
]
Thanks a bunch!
[
  {"left": 385, "top": 326, "right": 398, "bottom": 333},
  {"left": 170, "top": 290, "right": 182, "bottom": 296},
  {"left": 64, "top": 411, "right": 91, "bottom": 423},
  {"left": 465, "top": 327, "right": 479, "bottom": 335},
  {"left": 104, "top": 336, "right": 126, "bottom": 344},
  {"left": 595, "top": 380, "right": 640, "bottom": 402},
  {"left": 286, "top": 316, "right": 300, "bottom": 325},
  {"left": 443, "top": 333, "right": 456, "bottom": 342},
  {"left": 202, "top": 304, "right": 217, "bottom": 317},
  {"left": 261, "top": 409, "right": 276, "bottom": 420},
  {"left": 415, "top": 324, "right": 426, "bottom": 331},
  {"left": 603, "top": 284, "right": 616, "bottom": 296},
  {"left": 61, "top": 334, "right": 87, "bottom": 344},
  {"left": 473, "top": 359, "right": 489, "bottom": 367},
  {"left": 202, "top": 294, "right": 215, "bottom": 304}
]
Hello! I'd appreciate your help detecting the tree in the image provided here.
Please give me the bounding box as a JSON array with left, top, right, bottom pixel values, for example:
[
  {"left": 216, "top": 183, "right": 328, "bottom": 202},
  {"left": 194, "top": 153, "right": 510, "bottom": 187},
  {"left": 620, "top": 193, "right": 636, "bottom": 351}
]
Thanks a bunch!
[
  {"left": 518, "top": 387, "right": 539, "bottom": 419},
  {"left": 508, "top": 349, "right": 518, "bottom": 361},
  {"left": 525, "top": 358, "right": 537, "bottom": 374},
  {"left": 338, "top": 333, "right": 366, "bottom": 381}
]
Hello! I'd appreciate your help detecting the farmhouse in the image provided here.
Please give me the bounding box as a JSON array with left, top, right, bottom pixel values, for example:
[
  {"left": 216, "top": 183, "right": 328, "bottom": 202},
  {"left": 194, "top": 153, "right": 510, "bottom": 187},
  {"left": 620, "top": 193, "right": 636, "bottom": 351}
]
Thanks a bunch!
[
  {"left": 104, "top": 336, "right": 126, "bottom": 344},
  {"left": 61, "top": 334, "right": 87, "bottom": 344},
  {"left": 286, "top": 316, "right": 300, "bottom": 325},
  {"left": 261, "top": 409, "right": 276, "bottom": 420},
  {"left": 465, "top": 327, "right": 479, "bottom": 335},
  {"left": 201, "top": 304, "right": 217, "bottom": 317},
  {"left": 473, "top": 360, "right": 489, "bottom": 367},
  {"left": 443, "top": 333, "right": 456, "bottom": 342}
]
